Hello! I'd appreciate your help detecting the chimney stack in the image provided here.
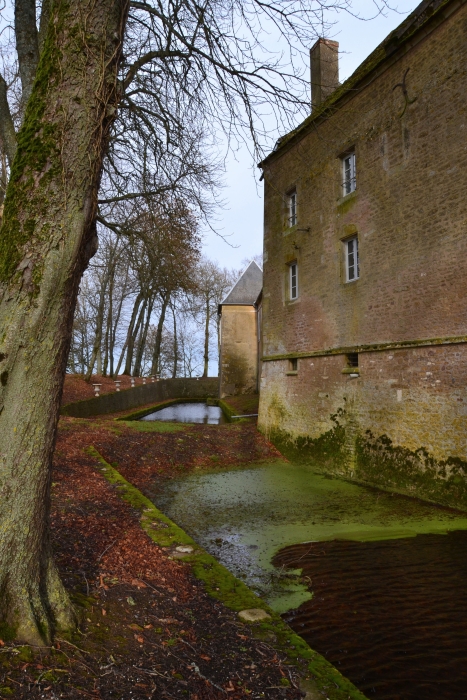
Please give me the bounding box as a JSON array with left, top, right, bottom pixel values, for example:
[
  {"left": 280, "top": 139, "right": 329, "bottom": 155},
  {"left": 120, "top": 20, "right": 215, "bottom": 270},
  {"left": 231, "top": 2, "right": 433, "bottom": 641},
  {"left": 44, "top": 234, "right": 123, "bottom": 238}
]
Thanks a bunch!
[{"left": 310, "top": 39, "right": 339, "bottom": 110}]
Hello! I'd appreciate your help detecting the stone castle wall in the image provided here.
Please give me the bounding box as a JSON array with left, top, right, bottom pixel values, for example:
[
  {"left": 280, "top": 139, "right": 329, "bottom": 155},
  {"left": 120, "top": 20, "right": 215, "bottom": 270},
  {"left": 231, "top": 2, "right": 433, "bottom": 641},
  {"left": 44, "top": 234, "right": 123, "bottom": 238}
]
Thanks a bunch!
[
  {"left": 259, "top": 2, "right": 467, "bottom": 508},
  {"left": 61, "top": 377, "right": 219, "bottom": 418},
  {"left": 219, "top": 305, "right": 258, "bottom": 397}
]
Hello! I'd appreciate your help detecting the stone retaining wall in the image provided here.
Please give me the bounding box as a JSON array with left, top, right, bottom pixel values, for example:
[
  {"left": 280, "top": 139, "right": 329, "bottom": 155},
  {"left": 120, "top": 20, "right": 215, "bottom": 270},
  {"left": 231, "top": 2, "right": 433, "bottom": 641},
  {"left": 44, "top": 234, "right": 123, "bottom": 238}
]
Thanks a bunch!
[{"left": 61, "top": 377, "right": 219, "bottom": 418}]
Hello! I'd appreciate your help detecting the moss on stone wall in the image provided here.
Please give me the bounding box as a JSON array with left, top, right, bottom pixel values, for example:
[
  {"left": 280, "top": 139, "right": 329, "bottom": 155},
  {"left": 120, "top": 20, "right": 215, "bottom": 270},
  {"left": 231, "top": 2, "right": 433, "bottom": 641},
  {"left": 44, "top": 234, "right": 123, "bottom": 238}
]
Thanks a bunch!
[
  {"left": 265, "top": 408, "right": 348, "bottom": 474},
  {"left": 266, "top": 418, "right": 467, "bottom": 512},
  {"left": 355, "top": 431, "right": 467, "bottom": 510}
]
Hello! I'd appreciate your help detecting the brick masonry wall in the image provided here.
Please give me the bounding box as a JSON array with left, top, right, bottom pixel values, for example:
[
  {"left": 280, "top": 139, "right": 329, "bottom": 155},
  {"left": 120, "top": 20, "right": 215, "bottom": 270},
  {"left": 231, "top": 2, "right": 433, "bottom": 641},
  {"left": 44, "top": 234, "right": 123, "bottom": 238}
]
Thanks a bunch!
[
  {"left": 219, "top": 305, "right": 258, "bottom": 397},
  {"left": 259, "top": 2, "right": 467, "bottom": 508}
]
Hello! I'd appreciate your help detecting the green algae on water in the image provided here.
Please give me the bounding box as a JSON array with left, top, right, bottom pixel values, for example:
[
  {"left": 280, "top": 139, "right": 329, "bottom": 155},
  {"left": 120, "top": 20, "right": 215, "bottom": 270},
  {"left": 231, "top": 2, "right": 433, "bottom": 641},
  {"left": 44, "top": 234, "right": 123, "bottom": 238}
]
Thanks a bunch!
[{"left": 153, "top": 460, "right": 467, "bottom": 613}]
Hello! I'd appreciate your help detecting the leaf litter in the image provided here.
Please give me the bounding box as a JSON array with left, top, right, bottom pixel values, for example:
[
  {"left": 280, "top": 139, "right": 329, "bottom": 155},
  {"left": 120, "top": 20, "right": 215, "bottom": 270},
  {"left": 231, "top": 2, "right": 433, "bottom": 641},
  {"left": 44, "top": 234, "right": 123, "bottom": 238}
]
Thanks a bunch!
[{"left": 0, "top": 409, "right": 302, "bottom": 699}]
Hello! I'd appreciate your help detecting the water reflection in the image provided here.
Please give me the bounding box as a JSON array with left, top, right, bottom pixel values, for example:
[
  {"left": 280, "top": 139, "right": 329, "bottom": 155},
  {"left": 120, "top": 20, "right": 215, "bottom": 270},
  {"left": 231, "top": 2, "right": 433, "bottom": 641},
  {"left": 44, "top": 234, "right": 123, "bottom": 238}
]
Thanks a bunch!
[
  {"left": 141, "top": 402, "right": 226, "bottom": 425},
  {"left": 276, "top": 532, "right": 467, "bottom": 700}
]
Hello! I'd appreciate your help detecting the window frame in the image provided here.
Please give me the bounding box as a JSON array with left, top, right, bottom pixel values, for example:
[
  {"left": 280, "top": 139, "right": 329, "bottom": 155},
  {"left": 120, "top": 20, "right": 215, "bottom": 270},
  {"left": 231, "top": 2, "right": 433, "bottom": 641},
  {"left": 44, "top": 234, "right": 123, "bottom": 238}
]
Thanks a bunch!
[
  {"left": 346, "top": 353, "right": 359, "bottom": 368},
  {"left": 341, "top": 151, "right": 356, "bottom": 197},
  {"left": 289, "top": 261, "right": 298, "bottom": 300},
  {"left": 344, "top": 236, "right": 359, "bottom": 283},
  {"left": 286, "top": 189, "right": 297, "bottom": 228}
]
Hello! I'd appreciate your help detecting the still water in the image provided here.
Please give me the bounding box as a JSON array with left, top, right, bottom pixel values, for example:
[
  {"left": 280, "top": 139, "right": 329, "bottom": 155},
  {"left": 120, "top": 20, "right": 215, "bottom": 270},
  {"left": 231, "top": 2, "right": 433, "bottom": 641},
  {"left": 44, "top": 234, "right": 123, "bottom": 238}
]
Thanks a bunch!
[
  {"left": 275, "top": 532, "right": 467, "bottom": 700},
  {"left": 141, "top": 402, "right": 226, "bottom": 425},
  {"left": 153, "top": 461, "right": 467, "bottom": 700}
]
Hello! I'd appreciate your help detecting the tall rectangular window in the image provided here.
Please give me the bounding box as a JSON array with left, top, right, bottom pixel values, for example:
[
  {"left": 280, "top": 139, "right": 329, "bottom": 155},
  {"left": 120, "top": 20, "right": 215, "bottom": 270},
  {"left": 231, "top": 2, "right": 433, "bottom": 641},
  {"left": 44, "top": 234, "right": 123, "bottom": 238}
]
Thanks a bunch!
[
  {"left": 345, "top": 237, "right": 359, "bottom": 282},
  {"left": 342, "top": 151, "right": 356, "bottom": 196},
  {"left": 287, "top": 190, "right": 297, "bottom": 227},
  {"left": 289, "top": 262, "right": 298, "bottom": 299}
]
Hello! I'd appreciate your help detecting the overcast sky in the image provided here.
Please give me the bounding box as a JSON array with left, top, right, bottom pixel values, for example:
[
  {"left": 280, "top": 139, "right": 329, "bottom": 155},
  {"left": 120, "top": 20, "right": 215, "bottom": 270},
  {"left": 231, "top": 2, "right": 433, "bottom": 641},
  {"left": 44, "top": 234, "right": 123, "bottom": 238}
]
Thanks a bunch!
[{"left": 202, "top": 0, "right": 419, "bottom": 270}]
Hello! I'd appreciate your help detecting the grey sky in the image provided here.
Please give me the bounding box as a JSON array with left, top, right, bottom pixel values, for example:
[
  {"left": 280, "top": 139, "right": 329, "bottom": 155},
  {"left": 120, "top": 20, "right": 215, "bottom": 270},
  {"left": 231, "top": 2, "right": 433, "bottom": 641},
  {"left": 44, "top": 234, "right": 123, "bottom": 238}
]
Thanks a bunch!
[{"left": 202, "top": 0, "right": 419, "bottom": 269}]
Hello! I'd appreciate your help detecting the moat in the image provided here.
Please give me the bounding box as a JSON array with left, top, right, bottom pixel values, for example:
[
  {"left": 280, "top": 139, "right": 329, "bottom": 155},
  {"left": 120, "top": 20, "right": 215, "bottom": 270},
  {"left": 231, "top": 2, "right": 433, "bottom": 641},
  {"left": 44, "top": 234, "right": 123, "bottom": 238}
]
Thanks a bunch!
[
  {"left": 140, "top": 401, "right": 226, "bottom": 425},
  {"left": 154, "top": 460, "right": 467, "bottom": 700}
]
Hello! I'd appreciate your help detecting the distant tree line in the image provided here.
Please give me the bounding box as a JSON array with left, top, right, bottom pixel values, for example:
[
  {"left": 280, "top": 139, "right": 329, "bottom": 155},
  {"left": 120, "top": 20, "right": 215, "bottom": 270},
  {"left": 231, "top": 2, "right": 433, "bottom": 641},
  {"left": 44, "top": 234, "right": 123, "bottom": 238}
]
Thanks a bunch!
[{"left": 69, "top": 201, "right": 238, "bottom": 379}]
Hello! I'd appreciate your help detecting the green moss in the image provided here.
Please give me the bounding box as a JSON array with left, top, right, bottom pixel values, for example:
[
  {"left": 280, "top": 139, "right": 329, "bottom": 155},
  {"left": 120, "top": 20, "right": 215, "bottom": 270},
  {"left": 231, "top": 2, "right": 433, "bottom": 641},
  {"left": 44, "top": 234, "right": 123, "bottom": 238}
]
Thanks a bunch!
[
  {"left": 16, "top": 646, "right": 34, "bottom": 663},
  {"left": 0, "top": 2, "right": 67, "bottom": 282},
  {"left": 355, "top": 431, "right": 467, "bottom": 510},
  {"left": 0, "top": 623, "right": 16, "bottom": 643},
  {"left": 88, "top": 446, "right": 367, "bottom": 700},
  {"left": 0, "top": 686, "right": 14, "bottom": 696},
  {"left": 336, "top": 193, "right": 358, "bottom": 216},
  {"left": 119, "top": 420, "right": 186, "bottom": 433},
  {"left": 189, "top": 552, "right": 266, "bottom": 612},
  {"left": 266, "top": 408, "right": 347, "bottom": 473},
  {"left": 70, "top": 591, "right": 96, "bottom": 610},
  {"left": 262, "top": 334, "right": 467, "bottom": 363},
  {"left": 86, "top": 446, "right": 194, "bottom": 548}
]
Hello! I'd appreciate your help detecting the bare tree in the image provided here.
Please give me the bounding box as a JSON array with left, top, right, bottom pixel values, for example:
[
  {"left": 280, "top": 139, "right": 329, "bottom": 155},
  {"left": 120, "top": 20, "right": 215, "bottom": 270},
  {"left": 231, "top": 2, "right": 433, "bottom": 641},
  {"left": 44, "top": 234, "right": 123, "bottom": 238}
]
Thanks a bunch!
[
  {"left": 0, "top": 0, "right": 388, "bottom": 644},
  {"left": 0, "top": 0, "right": 128, "bottom": 645},
  {"left": 192, "top": 258, "right": 236, "bottom": 377}
]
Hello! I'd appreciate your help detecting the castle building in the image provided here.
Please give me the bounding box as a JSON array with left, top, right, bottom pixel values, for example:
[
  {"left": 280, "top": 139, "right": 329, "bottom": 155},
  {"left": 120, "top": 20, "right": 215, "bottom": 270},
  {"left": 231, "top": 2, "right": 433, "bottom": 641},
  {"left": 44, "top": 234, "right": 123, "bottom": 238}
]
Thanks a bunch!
[
  {"left": 258, "top": 0, "right": 467, "bottom": 509},
  {"left": 218, "top": 261, "right": 262, "bottom": 397}
]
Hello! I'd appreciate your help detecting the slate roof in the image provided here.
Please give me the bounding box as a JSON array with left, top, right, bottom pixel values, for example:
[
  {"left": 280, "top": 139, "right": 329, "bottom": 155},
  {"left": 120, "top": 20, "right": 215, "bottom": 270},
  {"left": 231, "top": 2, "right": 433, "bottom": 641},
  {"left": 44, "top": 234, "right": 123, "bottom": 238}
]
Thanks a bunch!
[{"left": 221, "top": 261, "right": 263, "bottom": 306}]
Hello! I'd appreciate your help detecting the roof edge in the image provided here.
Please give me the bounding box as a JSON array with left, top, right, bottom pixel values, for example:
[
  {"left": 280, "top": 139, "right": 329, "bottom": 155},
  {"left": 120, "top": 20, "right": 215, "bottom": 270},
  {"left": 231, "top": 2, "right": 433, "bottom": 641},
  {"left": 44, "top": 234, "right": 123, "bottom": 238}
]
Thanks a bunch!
[
  {"left": 219, "top": 260, "right": 263, "bottom": 306},
  {"left": 259, "top": 0, "right": 459, "bottom": 167}
]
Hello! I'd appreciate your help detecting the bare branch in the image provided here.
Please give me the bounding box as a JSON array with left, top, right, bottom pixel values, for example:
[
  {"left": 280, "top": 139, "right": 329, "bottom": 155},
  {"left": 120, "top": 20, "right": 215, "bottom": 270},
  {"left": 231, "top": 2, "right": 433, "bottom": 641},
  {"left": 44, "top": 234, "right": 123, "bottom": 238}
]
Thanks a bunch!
[
  {"left": 14, "top": 0, "right": 39, "bottom": 107},
  {"left": 0, "top": 73, "right": 16, "bottom": 164}
]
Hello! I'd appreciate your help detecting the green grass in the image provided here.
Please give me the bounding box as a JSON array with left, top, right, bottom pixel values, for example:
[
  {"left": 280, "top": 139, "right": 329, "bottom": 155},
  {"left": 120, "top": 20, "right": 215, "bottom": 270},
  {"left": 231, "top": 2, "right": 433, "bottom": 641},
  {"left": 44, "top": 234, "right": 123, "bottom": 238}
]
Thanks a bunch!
[{"left": 119, "top": 420, "right": 186, "bottom": 433}]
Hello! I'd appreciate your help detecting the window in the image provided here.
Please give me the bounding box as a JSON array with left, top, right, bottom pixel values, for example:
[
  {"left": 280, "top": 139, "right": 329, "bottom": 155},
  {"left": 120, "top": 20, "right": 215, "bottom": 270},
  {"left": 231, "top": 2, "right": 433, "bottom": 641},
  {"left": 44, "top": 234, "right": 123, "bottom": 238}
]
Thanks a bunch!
[
  {"left": 346, "top": 353, "right": 359, "bottom": 368},
  {"left": 345, "top": 236, "right": 359, "bottom": 282},
  {"left": 289, "top": 358, "right": 298, "bottom": 372},
  {"left": 289, "top": 262, "right": 298, "bottom": 299},
  {"left": 341, "top": 151, "right": 356, "bottom": 196},
  {"left": 287, "top": 190, "right": 297, "bottom": 227}
]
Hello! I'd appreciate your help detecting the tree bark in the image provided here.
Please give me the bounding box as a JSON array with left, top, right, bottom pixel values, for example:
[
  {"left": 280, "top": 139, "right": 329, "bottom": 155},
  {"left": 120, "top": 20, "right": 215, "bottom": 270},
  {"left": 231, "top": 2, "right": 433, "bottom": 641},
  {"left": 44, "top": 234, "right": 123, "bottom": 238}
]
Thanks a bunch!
[
  {"left": 133, "top": 295, "right": 154, "bottom": 377},
  {"left": 203, "top": 295, "right": 210, "bottom": 377},
  {"left": 171, "top": 302, "right": 178, "bottom": 378},
  {"left": 14, "top": 0, "right": 40, "bottom": 108},
  {"left": 0, "top": 75, "right": 17, "bottom": 166},
  {"left": 103, "top": 279, "right": 113, "bottom": 376},
  {"left": 114, "top": 292, "right": 142, "bottom": 376},
  {"left": 84, "top": 280, "right": 108, "bottom": 382},
  {"left": 150, "top": 293, "right": 170, "bottom": 375},
  {"left": 109, "top": 284, "right": 126, "bottom": 377},
  {"left": 0, "top": 0, "right": 129, "bottom": 644},
  {"left": 125, "top": 296, "right": 146, "bottom": 375}
]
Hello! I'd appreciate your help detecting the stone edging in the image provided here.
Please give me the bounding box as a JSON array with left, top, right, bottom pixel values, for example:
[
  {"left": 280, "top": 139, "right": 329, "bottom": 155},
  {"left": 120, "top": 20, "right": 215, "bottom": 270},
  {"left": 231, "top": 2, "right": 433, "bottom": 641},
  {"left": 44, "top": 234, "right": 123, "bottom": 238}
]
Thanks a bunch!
[
  {"left": 262, "top": 334, "right": 467, "bottom": 363},
  {"left": 117, "top": 397, "right": 246, "bottom": 424},
  {"left": 87, "top": 446, "right": 368, "bottom": 700}
]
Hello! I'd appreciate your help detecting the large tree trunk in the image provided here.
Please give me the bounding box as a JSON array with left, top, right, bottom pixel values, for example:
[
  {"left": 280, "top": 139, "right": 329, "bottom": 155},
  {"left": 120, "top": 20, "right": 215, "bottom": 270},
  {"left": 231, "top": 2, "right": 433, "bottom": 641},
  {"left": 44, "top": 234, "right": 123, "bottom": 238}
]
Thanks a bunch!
[
  {"left": 103, "top": 280, "right": 113, "bottom": 376},
  {"left": 150, "top": 293, "right": 170, "bottom": 376},
  {"left": 171, "top": 302, "right": 178, "bottom": 379},
  {"left": 133, "top": 296, "right": 154, "bottom": 377},
  {"left": 125, "top": 296, "right": 146, "bottom": 375},
  {"left": 115, "top": 292, "right": 142, "bottom": 376},
  {"left": 84, "top": 276, "right": 109, "bottom": 381},
  {"left": 203, "top": 296, "right": 210, "bottom": 378},
  {"left": 0, "top": 0, "right": 128, "bottom": 644}
]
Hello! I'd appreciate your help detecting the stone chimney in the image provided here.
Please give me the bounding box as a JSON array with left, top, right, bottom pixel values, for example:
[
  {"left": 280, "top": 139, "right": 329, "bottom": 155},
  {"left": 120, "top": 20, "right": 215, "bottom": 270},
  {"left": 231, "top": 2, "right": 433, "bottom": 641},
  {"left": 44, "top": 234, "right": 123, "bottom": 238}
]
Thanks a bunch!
[{"left": 310, "top": 38, "right": 339, "bottom": 110}]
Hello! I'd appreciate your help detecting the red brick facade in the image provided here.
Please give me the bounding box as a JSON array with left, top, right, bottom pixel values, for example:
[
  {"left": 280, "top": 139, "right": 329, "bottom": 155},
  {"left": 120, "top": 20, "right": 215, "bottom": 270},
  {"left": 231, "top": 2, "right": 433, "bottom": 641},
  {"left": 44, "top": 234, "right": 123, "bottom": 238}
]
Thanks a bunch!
[{"left": 258, "top": 0, "right": 467, "bottom": 508}]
